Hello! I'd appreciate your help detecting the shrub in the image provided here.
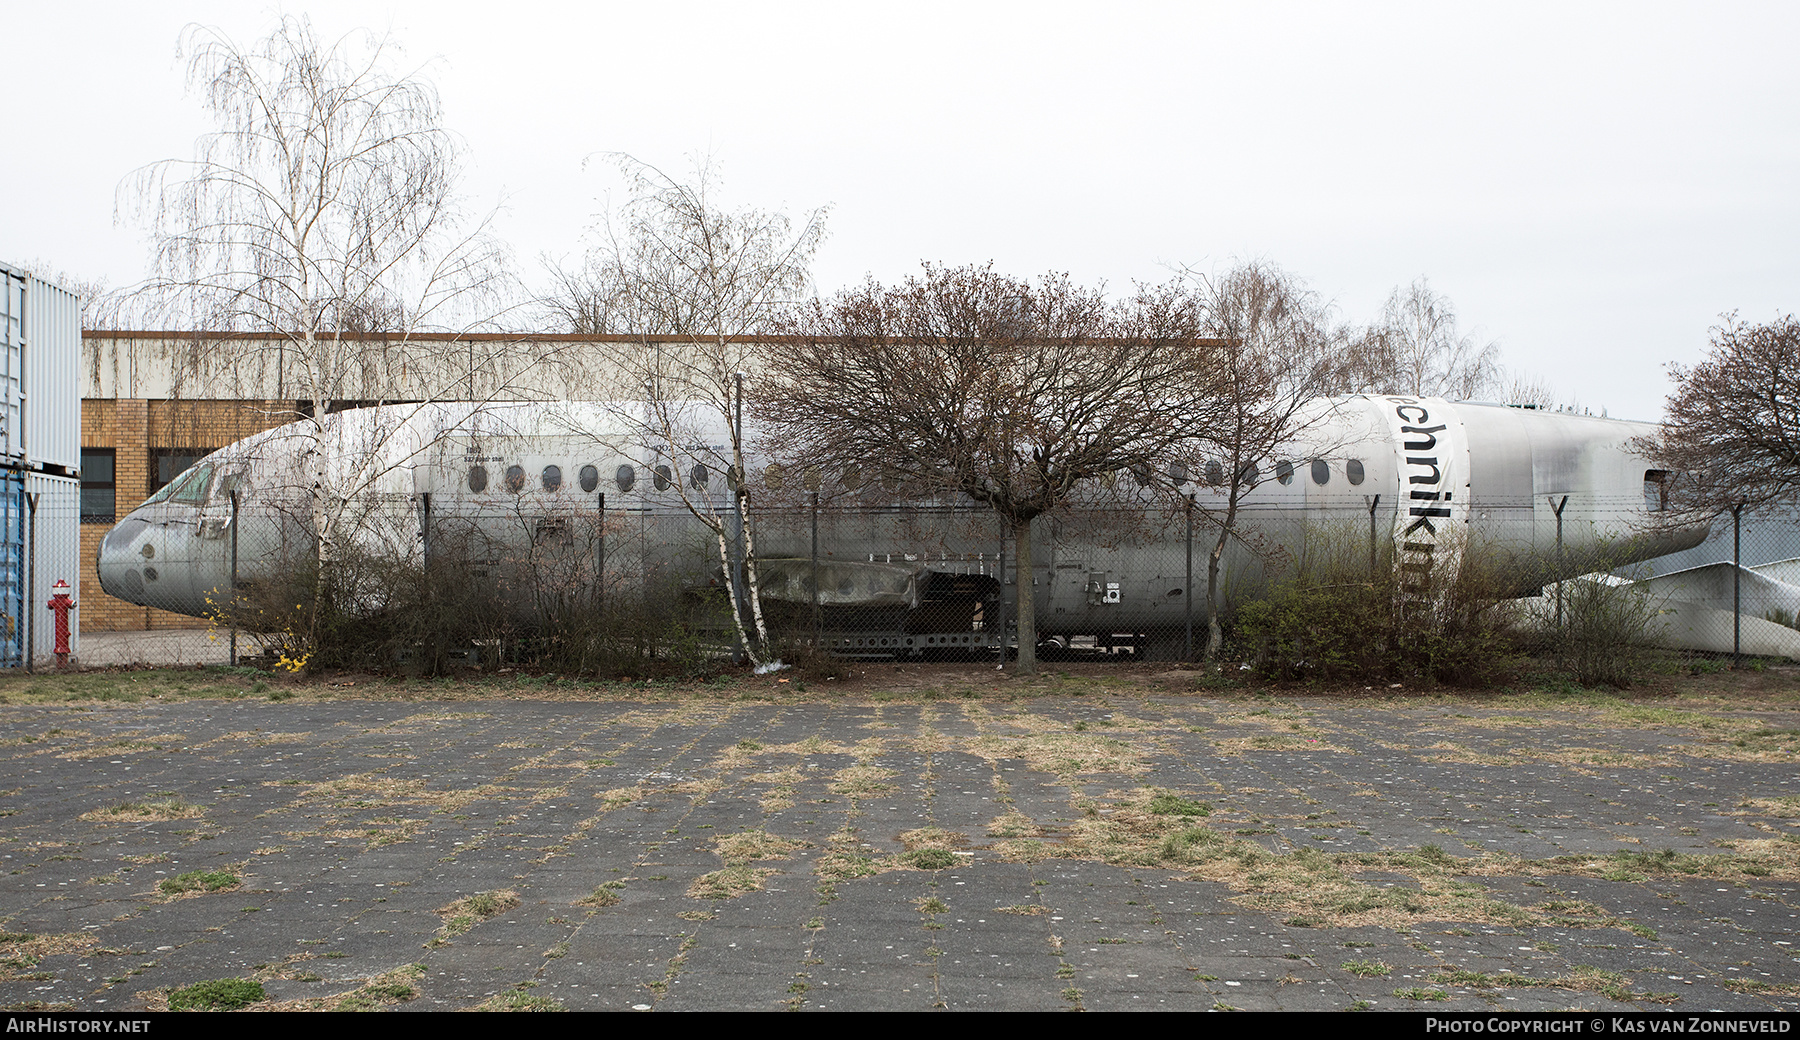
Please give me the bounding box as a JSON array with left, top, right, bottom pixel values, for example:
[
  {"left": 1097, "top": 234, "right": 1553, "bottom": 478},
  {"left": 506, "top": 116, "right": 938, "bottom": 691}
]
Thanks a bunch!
[
  {"left": 222, "top": 513, "right": 736, "bottom": 678},
  {"left": 1554, "top": 576, "right": 1658, "bottom": 689},
  {"left": 1237, "top": 542, "right": 1520, "bottom": 687}
]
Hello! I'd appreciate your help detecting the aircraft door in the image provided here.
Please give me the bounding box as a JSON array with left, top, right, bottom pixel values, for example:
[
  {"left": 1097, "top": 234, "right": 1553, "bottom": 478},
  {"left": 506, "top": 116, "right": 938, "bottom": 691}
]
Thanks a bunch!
[{"left": 191, "top": 468, "right": 244, "bottom": 612}]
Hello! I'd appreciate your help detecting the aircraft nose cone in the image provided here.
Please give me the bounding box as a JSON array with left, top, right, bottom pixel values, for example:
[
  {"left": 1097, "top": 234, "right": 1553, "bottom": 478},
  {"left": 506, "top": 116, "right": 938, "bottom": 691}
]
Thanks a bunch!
[{"left": 96, "top": 516, "right": 153, "bottom": 604}]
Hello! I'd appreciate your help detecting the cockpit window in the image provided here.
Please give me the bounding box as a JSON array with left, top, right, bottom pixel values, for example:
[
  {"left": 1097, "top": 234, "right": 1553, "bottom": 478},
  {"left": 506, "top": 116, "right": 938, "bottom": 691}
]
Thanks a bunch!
[{"left": 169, "top": 464, "right": 215, "bottom": 506}]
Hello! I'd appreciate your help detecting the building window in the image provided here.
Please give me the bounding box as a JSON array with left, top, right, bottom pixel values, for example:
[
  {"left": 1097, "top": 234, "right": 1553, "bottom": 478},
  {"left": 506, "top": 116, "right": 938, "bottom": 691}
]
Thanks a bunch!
[
  {"left": 81, "top": 449, "right": 115, "bottom": 524},
  {"left": 151, "top": 449, "right": 213, "bottom": 497}
]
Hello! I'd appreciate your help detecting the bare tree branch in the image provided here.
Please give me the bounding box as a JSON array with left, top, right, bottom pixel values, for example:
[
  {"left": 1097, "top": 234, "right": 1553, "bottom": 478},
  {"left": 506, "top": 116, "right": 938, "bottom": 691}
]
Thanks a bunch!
[
  {"left": 1182, "top": 260, "right": 1350, "bottom": 658},
  {"left": 760, "top": 263, "right": 1224, "bottom": 675},
  {"left": 1638, "top": 313, "right": 1800, "bottom": 516},
  {"left": 1347, "top": 277, "right": 1502, "bottom": 400},
  {"left": 116, "top": 16, "right": 521, "bottom": 559},
  {"left": 544, "top": 156, "right": 830, "bottom": 663}
]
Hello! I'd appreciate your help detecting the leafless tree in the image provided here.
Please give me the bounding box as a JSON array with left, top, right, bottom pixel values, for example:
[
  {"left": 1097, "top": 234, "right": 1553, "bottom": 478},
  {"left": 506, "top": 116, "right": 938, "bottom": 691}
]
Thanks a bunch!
[
  {"left": 118, "top": 17, "right": 516, "bottom": 558},
  {"left": 760, "top": 264, "right": 1222, "bottom": 676},
  {"left": 1185, "top": 261, "right": 1350, "bottom": 658},
  {"left": 9, "top": 260, "right": 129, "bottom": 330},
  {"left": 1495, "top": 369, "right": 1560, "bottom": 410},
  {"left": 1350, "top": 278, "right": 1502, "bottom": 400},
  {"left": 546, "top": 156, "right": 829, "bottom": 663},
  {"left": 1639, "top": 314, "right": 1800, "bottom": 515}
]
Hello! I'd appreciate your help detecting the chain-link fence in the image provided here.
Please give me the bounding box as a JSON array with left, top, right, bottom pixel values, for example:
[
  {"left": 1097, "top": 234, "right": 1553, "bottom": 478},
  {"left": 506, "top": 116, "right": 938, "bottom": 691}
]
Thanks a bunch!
[
  {"left": 193, "top": 492, "right": 1800, "bottom": 674},
  {"left": 1609, "top": 507, "right": 1800, "bottom": 665}
]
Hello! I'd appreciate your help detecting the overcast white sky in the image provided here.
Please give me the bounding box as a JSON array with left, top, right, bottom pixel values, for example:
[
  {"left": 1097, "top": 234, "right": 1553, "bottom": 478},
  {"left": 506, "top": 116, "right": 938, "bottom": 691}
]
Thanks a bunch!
[{"left": 9, "top": 2, "right": 1799, "bottom": 421}]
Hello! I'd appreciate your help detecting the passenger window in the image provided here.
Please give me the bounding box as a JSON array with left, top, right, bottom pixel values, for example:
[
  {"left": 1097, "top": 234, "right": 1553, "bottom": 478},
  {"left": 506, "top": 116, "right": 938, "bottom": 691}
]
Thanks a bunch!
[
  {"left": 542, "top": 465, "right": 562, "bottom": 492},
  {"left": 468, "top": 465, "right": 488, "bottom": 492},
  {"left": 654, "top": 465, "right": 672, "bottom": 491},
  {"left": 1310, "top": 460, "right": 1330, "bottom": 486},
  {"left": 614, "top": 464, "right": 635, "bottom": 492},
  {"left": 1276, "top": 461, "right": 1294, "bottom": 486},
  {"left": 1204, "top": 460, "right": 1223, "bottom": 486},
  {"left": 690, "top": 464, "right": 710, "bottom": 490},
  {"left": 1346, "top": 459, "right": 1365, "bottom": 486},
  {"left": 505, "top": 465, "right": 526, "bottom": 493},
  {"left": 580, "top": 465, "right": 600, "bottom": 493}
]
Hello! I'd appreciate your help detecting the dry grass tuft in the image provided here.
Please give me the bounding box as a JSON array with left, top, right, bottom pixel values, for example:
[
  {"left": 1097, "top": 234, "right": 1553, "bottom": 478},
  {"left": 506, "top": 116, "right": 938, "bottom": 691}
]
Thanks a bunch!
[
  {"left": 687, "top": 829, "right": 804, "bottom": 900},
  {"left": 428, "top": 890, "right": 519, "bottom": 946},
  {"left": 0, "top": 931, "right": 99, "bottom": 982},
  {"left": 717, "top": 829, "right": 803, "bottom": 865},
  {"left": 830, "top": 764, "right": 898, "bottom": 796},
  {"left": 687, "top": 865, "right": 780, "bottom": 901},
  {"left": 80, "top": 799, "right": 201, "bottom": 823},
  {"left": 597, "top": 785, "right": 644, "bottom": 809}
]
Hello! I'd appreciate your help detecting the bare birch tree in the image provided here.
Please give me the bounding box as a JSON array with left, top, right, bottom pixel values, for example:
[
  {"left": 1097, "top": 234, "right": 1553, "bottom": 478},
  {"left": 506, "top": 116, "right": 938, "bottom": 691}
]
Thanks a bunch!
[
  {"left": 1349, "top": 278, "right": 1502, "bottom": 400},
  {"left": 1186, "top": 262, "right": 1350, "bottom": 659},
  {"left": 761, "top": 264, "right": 1221, "bottom": 676},
  {"left": 547, "top": 156, "right": 828, "bottom": 663},
  {"left": 119, "top": 17, "right": 514, "bottom": 559}
]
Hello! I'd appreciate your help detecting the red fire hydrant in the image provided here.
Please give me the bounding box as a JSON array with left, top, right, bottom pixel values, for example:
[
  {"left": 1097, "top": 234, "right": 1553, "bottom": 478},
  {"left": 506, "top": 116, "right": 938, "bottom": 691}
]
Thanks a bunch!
[{"left": 47, "top": 579, "right": 75, "bottom": 669}]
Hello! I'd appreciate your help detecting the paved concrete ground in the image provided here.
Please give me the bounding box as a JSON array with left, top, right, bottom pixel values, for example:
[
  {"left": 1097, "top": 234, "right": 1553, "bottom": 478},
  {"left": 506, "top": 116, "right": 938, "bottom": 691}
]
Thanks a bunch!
[
  {"left": 75, "top": 630, "right": 233, "bottom": 669},
  {"left": 2, "top": 692, "right": 1799, "bottom": 1012}
]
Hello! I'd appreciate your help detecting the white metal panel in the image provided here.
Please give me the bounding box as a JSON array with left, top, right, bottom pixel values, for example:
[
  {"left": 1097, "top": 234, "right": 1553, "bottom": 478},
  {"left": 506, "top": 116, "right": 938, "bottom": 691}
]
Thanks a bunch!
[
  {"left": 19, "top": 267, "right": 81, "bottom": 473},
  {"left": 24, "top": 472, "right": 80, "bottom": 666}
]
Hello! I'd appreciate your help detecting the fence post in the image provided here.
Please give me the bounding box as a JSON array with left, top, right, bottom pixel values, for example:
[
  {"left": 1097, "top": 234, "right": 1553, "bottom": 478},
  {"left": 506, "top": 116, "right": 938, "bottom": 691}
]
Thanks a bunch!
[
  {"left": 810, "top": 491, "right": 820, "bottom": 643},
  {"left": 994, "top": 529, "right": 1007, "bottom": 670},
  {"left": 230, "top": 490, "right": 239, "bottom": 667},
  {"left": 597, "top": 492, "right": 605, "bottom": 617},
  {"left": 1551, "top": 495, "right": 1569, "bottom": 630},
  {"left": 1366, "top": 494, "right": 1381, "bottom": 576},
  {"left": 1184, "top": 495, "right": 1194, "bottom": 661},
  {"left": 1732, "top": 499, "right": 1745, "bottom": 669},
  {"left": 24, "top": 491, "right": 35, "bottom": 674}
]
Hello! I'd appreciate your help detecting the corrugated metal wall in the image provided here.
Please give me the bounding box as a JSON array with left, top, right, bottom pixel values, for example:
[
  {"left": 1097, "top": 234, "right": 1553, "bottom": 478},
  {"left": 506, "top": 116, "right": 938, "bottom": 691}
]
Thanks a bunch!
[
  {"left": 25, "top": 473, "right": 79, "bottom": 666},
  {"left": 0, "top": 268, "right": 29, "bottom": 464},
  {"left": 22, "top": 273, "right": 80, "bottom": 473},
  {"left": 0, "top": 263, "right": 80, "bottom": 473}
]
